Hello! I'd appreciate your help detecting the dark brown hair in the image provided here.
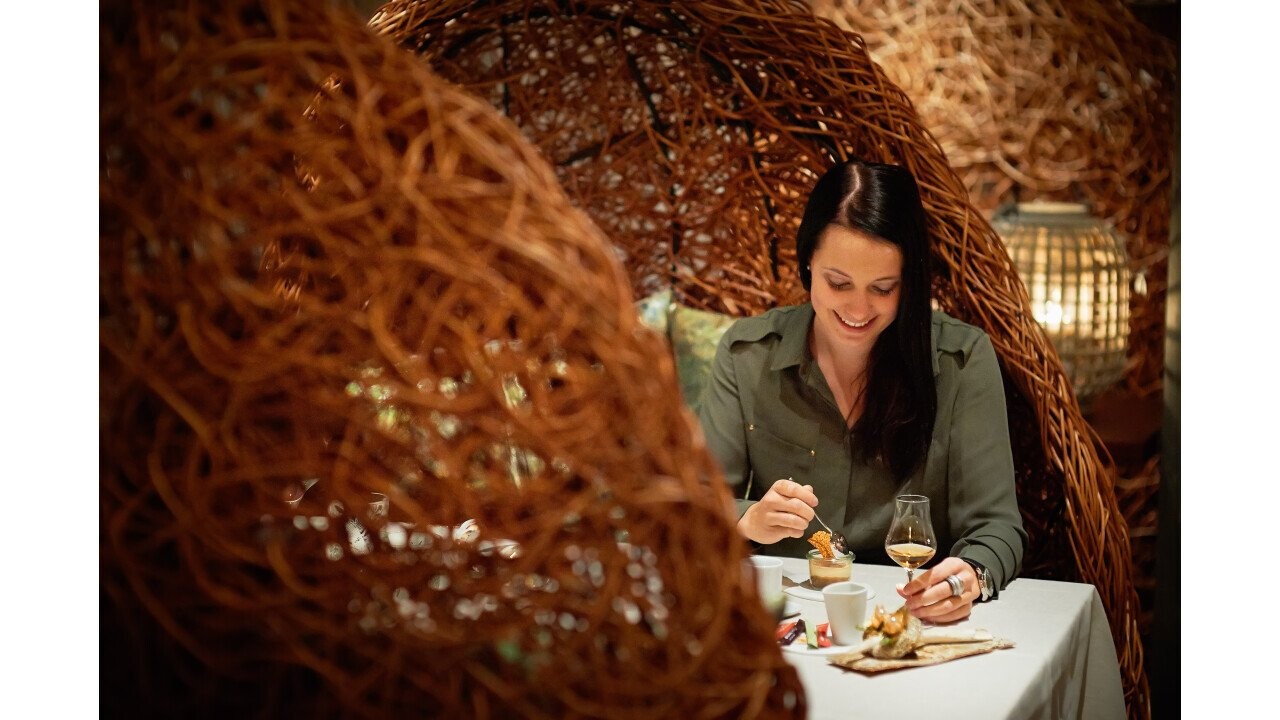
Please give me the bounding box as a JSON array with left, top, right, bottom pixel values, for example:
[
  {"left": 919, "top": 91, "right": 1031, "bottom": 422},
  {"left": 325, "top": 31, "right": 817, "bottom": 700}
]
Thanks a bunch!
[{"left": 796, "top": 159, "right": 935, "bottom": 481}]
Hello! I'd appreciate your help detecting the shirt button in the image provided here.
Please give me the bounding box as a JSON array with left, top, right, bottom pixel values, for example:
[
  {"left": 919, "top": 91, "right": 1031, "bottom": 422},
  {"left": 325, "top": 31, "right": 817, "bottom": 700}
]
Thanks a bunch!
[
  {"left": 810, "top": 449, "right": 816, "bottom": 456},
  {"left": 747, "top": 424, "right": 755, "bottom": 431}
]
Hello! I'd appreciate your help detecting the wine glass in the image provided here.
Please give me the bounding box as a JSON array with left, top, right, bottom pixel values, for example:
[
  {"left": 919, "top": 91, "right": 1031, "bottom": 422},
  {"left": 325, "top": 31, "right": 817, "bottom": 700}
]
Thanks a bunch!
[{"left": 884, "top": 494, "right": 936, "bottom": 583}]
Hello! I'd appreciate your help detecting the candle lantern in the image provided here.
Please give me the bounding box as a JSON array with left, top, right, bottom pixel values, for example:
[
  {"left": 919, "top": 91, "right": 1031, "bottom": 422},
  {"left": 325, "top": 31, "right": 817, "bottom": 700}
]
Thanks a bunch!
[{"left": 992, "top": 202, "right": 1131, "bottom": 404}]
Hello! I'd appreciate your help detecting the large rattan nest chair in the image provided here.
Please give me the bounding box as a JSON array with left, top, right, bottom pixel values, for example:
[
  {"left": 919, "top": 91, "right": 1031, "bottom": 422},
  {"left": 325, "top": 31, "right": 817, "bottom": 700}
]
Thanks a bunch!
[
  {"left": 100, "top": 0, "right": 803, "bottom": 716},
  {"left": 369, "top": 1, "right": 1148, "bottom": 716}
]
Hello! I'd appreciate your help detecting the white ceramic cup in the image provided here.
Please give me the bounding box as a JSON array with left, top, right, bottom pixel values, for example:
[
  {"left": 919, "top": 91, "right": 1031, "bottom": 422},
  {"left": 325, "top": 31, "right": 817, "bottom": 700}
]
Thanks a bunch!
[
  {"left": 822, "top": 581, "right": 872, "bottom": 646},
  {"left": 368, "top": 492, "right": 389, "bottom": 519},
  {"left": 746, "top": 556, "right": 785, "bottom": 610}
]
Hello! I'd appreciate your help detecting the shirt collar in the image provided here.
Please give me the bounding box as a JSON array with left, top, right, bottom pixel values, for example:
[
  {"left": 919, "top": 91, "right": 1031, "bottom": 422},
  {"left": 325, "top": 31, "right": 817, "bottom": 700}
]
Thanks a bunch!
[
  {"left": 929, "top": 315, "right": 941, "bottom": 377},
  {"left": 769, "top": 303, "right": 814, "bottom": 371}
]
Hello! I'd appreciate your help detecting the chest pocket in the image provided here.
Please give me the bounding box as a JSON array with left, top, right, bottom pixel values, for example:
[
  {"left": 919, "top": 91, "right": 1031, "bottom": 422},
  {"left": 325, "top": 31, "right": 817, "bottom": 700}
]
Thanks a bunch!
[{"left": 743, "top": 422, "right": 819, "bottom": 500}]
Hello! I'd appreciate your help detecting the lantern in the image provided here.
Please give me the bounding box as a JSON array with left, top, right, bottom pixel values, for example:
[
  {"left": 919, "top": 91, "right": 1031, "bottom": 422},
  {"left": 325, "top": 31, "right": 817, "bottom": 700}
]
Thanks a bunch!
[{"left": 993, "top": 202, "right": 1131, "bottom": 404}]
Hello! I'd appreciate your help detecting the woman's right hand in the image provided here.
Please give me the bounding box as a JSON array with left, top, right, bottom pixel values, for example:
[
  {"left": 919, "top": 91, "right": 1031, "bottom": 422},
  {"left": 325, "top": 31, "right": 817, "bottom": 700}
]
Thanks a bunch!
[{"left": 737, "top": 478, "right": 819, "bottom": 544}]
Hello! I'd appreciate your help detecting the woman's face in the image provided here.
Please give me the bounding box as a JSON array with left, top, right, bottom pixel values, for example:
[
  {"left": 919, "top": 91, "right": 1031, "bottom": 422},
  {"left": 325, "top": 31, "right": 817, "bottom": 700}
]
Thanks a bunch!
[{"left": 809, "top": 224, "right": 903, "bottom": 355}]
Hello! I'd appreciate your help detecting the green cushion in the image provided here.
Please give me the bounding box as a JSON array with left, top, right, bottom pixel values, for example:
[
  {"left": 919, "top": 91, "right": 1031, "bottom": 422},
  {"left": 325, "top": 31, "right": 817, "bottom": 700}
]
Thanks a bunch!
[
  {"left": 634, "top": 288, "right": 673, "bottom": 336},
  {"left": 669, "top": 304, "right": 737, "bottom": 412}
]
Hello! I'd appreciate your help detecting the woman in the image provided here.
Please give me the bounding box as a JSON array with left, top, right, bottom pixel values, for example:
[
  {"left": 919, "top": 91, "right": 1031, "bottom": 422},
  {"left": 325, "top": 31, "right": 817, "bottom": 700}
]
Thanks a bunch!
[{"left": 697, "top": 159, "right": 1026, "bottom": 622}]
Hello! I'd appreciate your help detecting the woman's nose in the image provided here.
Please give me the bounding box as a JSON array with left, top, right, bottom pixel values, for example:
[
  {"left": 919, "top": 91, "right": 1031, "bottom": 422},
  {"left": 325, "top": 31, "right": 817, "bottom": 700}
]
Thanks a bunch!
[{"left": 845, "top": 291, "right": 871, "bottom": 317}]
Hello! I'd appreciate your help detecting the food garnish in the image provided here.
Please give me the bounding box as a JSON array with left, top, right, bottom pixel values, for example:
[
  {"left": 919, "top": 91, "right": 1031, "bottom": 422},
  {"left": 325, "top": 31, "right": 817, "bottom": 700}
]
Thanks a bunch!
[
  {"left": 808, "top": 530, "right": 835, "bottom": 559},
  {"left": 861, "top": 604, "right": 924, "bottom": 659}
]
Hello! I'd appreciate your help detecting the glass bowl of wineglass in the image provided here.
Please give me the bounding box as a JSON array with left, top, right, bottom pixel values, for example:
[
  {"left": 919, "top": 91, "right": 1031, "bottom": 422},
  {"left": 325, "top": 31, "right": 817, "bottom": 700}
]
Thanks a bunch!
[{"left": 884, "top": 494, "right": 936, "bottom": 582}]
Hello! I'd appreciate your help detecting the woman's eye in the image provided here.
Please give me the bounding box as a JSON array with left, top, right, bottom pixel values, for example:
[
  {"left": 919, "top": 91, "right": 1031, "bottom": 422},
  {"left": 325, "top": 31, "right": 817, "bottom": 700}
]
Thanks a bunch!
[
  {"left": 828, "top": 281, "right": 850, "bottom": 291},
  {"left": 872, "top": 285, "right": 896, "bottom": 296}
]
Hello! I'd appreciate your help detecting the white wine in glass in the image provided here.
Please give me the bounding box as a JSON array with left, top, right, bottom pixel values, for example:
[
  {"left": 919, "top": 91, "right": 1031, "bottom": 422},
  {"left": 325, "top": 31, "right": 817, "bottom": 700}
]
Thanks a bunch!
[{"left": 885, "top": 494, "right": 937, "bottom": 582}]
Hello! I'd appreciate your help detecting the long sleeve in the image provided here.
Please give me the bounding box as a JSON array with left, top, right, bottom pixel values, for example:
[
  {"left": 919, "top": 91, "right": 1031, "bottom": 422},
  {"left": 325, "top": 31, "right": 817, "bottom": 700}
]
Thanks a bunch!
[
  {"left": 696, "top": 331, "right": 754, "bottom": 518},
  {"left": 944, "top": 334, "right": 1028, "bottom": 591}
]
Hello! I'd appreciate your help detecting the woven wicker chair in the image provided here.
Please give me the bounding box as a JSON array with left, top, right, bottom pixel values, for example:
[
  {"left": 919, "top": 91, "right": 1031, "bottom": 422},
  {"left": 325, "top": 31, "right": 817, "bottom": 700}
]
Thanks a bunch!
[
  {"left": 100, "top": 1, "right": 803, "bottom": 716},
  {"left": 369, "top": 1, "right": 1149, "bottom": 717}
]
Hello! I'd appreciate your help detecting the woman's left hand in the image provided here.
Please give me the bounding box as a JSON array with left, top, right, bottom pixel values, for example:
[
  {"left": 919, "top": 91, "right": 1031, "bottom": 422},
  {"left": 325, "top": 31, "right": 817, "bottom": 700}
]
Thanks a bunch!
[{"left": 895, "top": 556, "right": 979, "bottom": 622}]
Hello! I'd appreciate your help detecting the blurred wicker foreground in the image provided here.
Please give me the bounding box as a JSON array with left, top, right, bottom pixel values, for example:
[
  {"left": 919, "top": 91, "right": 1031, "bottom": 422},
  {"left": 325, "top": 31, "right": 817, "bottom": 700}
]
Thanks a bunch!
[
  {"left": 370, "top": 1, "right": 1148, "bottom": 716},
  {"left": 100, "top": 0, "right": 802, "bottom": 716}
]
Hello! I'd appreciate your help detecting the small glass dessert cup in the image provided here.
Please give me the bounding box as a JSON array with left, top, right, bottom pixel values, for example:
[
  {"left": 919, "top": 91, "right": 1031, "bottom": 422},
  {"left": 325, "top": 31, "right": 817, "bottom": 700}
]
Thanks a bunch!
[{"left": 807, "top": 548, "right": 855, "bottom": 588}]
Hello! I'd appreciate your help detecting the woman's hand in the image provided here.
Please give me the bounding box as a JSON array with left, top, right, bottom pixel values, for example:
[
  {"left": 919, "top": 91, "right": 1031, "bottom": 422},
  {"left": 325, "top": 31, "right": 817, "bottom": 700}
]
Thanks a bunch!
[
  {"left": 896, "top": 556, "right": 979, "bottom": 622},
  {"left": 737, "top": 478, "right": 818, "bottom": 544}
]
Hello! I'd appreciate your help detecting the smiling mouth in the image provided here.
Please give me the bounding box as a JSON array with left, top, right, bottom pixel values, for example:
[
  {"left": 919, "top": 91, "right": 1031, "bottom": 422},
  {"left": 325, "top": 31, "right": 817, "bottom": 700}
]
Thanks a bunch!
[{"left": 834, "top": 311, "right": 871, "bottom": 329}]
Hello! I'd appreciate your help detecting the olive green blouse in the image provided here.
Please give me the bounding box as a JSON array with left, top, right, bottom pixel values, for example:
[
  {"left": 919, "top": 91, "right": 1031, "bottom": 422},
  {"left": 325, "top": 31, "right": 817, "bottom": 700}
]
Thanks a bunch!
[{"left": 696, "top": 303, "right": 1027, "bottom": 591}]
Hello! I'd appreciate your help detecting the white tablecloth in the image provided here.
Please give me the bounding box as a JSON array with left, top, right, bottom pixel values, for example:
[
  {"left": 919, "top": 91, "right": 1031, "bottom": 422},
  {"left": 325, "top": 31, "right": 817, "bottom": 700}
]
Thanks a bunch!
[{"left": 773, "top": 558, "right": 1126, "bottom": 720}]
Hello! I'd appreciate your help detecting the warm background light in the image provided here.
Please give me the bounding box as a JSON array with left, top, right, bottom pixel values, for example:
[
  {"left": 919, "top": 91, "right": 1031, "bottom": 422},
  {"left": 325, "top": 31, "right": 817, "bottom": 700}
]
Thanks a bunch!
[{"left": 994, "top": 202, "right": 1131, "bottom": 405}]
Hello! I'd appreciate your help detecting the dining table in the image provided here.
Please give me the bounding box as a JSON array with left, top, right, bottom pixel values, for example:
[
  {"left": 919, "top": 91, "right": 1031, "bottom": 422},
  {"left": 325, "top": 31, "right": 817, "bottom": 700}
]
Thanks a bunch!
[{"left": 770, "top": 556, "right": 1126, "bottom": 720}]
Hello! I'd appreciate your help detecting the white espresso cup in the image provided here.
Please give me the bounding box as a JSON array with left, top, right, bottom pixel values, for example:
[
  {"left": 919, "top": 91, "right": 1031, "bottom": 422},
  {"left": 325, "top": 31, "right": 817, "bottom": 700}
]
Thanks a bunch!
[
  {"left": 822, "top": 581, "right": 872, "bottom": 645},
  {"left": 746, "top": 556, "right": 785, "bottom": 610}
]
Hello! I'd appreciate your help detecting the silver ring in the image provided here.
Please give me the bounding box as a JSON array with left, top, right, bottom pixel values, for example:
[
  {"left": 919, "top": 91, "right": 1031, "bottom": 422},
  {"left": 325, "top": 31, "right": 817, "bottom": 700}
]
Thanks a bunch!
[{"left": 945, "top": 574, "right": 964, "bottom": 598}]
